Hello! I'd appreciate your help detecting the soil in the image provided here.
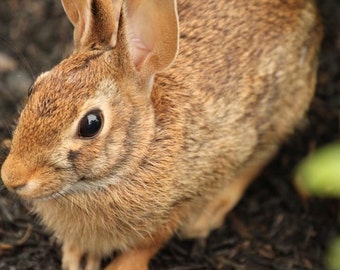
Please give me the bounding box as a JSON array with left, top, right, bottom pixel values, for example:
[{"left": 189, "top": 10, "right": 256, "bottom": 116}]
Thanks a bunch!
[{"left": 0, "top": 1, "right": 339, "bottom": 269}]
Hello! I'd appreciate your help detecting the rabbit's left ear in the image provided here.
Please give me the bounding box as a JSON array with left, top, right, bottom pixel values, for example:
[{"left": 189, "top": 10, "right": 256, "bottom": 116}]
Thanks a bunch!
[
  {"left": 61, "top": 0, "right": 123, "bottom": 51},
  {"left": 124, "top": 0, "right": 179, "bottom": 73}
]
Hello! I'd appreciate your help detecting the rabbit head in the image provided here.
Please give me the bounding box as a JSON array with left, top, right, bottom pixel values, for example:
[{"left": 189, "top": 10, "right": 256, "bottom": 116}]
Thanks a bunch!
[{"left": 1, "top": 0, "right": 179, "bottom": 201}]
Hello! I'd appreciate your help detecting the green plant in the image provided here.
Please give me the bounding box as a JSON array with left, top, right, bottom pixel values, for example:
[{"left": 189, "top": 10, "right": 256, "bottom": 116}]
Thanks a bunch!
[{"left": 295, "top": 143, "right": 340, "bottom": 270}]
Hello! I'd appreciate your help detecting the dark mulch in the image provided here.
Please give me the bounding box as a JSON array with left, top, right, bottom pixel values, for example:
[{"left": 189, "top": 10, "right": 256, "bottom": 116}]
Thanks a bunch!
[{"left": 0, "top": 0, "right": 339, "bottom": 269}]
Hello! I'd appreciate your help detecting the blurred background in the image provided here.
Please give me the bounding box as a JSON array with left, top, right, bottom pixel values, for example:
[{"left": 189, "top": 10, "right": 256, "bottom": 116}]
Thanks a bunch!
[{"left": 0, "top": 0, "right": 339, "bottom": 269}]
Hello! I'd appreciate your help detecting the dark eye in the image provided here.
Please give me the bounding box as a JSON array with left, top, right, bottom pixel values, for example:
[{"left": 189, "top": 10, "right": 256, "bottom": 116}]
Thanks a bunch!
[{"left": 78, "top": 109, "right": 104, "bottom": 138}]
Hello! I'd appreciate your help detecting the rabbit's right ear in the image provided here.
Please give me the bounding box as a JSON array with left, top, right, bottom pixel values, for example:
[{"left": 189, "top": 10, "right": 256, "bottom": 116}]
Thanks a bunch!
[{"left": 61, "top": 0, "right": 123, "bottom": 51}]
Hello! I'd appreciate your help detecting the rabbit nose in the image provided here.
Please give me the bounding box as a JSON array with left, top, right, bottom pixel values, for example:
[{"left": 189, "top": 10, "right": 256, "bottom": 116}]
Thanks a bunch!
[
  {"left": 8, "top": 182, "right": 27, "bottom": 192},
  {"left": 1, "top": 156, "right": 28, "bottom": 193}
]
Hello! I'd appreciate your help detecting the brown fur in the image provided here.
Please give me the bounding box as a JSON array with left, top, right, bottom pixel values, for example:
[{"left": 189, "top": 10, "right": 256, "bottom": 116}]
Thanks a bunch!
[{"left": 1, "top": 0, "right": 322, "bottom": 269}]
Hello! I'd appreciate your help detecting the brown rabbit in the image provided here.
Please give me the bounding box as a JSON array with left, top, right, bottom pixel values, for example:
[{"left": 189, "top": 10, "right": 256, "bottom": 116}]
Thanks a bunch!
[{"left": 1, "top": 0, "right": 322, "bottom": 269}]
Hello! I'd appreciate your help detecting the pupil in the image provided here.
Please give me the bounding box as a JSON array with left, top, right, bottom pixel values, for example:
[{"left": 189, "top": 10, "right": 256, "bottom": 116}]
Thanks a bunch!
[{"left": 78, "top": 110, "right": 103, "bottom": 138}]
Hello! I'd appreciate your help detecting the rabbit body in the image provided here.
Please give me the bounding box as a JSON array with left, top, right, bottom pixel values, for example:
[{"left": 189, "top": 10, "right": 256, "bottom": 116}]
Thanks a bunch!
[{"left": 1, "top": 0, "right": 322, "bottom": 269}]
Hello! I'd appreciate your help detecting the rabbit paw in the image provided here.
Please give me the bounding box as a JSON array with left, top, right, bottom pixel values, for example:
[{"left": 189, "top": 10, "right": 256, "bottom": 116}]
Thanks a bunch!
[
  {"left": 104, "top": 247, "right": 159, "bottom": 270},
  {"left": 61, "top": 242, "right": 83, "bottom": 270},
  {"left": 62, "top": 242, "right": 101, "bottom": 270}
]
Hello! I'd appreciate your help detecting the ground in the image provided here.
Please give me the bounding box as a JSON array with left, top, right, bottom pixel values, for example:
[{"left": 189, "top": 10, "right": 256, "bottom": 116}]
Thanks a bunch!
[{"left": 0, "top": 1, "right": 339, "bottom": 269}]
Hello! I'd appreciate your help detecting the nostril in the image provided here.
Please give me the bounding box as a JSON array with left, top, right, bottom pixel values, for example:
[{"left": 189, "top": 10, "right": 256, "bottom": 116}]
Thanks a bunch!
[
  {"left": 2, "top": 173, "right": 28, "bottom": 192},
  {"left": 12, "top": 183, "right": 26, "bottom": 192},
  {"left": 5, "top": 182, "right": 27, "bottom": 193}
]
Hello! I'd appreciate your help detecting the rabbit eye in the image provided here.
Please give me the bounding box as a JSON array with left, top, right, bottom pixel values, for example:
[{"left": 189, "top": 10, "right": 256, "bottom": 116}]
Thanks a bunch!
[{"left": 78, "top": 109, "right": 104, "bottom": 138}]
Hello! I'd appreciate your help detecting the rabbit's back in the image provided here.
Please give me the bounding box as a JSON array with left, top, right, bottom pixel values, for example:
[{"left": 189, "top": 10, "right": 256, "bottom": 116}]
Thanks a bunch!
[{"left": 152, "top": 0, "right": 322, "bottom": 192}]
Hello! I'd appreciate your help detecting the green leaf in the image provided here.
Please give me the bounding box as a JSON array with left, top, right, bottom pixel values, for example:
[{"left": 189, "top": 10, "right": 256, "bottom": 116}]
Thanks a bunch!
[
  {"left": 295, "top": 143, "right": 340, "bottom": 198},
  {"left": 326, "top": 238, "right": 340, "bottom": 270}
]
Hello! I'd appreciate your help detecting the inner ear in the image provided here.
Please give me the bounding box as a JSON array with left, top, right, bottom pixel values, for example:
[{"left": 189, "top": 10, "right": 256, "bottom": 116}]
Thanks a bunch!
[{"left": 124, "top": 0, "right": 179, "bottom": 73}]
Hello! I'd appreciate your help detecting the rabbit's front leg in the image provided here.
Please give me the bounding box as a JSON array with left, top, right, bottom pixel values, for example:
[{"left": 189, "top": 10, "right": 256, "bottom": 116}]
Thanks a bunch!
[
  {"left": 61, "top": 242, "right": 83, "bottom": 270},
  {"left": 104, "top": 245, "right": 161, "bottom": 270},
  {"left": 85, "top": 254, "right": 101, "bottom": 270}
]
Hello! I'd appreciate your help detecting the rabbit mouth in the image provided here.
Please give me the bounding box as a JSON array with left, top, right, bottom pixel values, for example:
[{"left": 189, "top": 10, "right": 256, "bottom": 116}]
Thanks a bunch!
[
  {"left": 12, "top": 171, "right": 121, "bottom": 202},
  {"left": 33, "top": 178, "right": 119, "bottom": 201},
  {"left": 18, "top": 185, "right": 72, "bottom": 202}
]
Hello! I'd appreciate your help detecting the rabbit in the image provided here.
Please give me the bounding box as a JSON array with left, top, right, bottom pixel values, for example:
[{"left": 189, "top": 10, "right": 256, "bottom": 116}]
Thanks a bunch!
[{"left": 1, "top": 0, "right": 322, "bottom": 269}]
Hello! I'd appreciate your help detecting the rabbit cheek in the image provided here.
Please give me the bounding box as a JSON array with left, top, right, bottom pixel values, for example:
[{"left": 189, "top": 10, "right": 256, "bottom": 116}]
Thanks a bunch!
[
  {"left": 67, "top": 148, "right": 104, "bottom": 179},
  {"left": 62, "top": 139, "right": 114, "bottom": 184}
]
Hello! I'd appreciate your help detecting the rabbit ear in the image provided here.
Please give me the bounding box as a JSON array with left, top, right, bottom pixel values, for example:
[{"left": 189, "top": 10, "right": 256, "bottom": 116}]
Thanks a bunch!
[
  {"left": 124, "top": 0, "right": 179, "bottom": 73},
  {"left": 61, "top": 0, "right": 179, "bottom": 78},
  {"left": 61, "top": 0, "right": 123, "bottom": 51}
]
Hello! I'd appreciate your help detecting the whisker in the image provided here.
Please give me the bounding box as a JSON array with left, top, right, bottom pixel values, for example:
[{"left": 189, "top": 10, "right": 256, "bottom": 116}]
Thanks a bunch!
[
  {"left": 0, "top": 185, "right": 8, "bottom": 194},
  {"left": 47, "top": 158, "right": 71, "bottom": 168},
  {"left": 0, "top": 111, "right": 14, "bottom": 137},
  {"left": 0, "top": 36, "right": 36, "bottom": 80},
  {"left": 0, "top": 148, "right": 9, "bottom": 157},
  {"left": 56, "top": 190, "right": 87, "bottom": 214}
]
